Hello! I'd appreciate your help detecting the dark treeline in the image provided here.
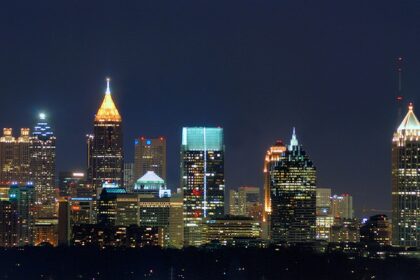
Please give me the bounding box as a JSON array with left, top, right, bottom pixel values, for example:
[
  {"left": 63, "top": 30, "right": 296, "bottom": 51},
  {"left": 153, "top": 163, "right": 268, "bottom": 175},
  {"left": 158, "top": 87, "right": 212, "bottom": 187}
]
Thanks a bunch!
[{"left": 0, "top": 247, "right": 419, "bottom": 280}]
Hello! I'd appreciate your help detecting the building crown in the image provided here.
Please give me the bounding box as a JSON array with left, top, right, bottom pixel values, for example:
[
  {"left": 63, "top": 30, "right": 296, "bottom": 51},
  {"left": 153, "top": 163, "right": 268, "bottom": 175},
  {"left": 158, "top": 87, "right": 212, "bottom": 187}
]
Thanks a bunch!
[
  {"left": 95, "top": 78, "right": 122, "bottom": 122},
  {"left": 397, "top": 103, "right": 420, "bottom": 131}
]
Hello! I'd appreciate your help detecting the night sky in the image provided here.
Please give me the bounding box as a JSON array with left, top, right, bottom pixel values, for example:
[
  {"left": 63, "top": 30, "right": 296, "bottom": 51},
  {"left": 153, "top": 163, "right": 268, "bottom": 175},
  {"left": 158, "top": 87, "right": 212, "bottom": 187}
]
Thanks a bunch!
[{"left": 0, "top": 1, "right": 419, "bottom": 216}]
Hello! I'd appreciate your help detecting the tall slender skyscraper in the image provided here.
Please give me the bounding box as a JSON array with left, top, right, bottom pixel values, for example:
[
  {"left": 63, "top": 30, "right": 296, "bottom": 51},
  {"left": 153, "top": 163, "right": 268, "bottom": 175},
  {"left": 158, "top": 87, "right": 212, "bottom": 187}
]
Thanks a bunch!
[
  {"left": 181, "top": 127, "right": 224, "bottom": 246},
  {"left": 392, "top": 103, "right": 420, "bottom": 248},
  {"left": 270, "top": 128, "right": 316, "bottom": 244},
  {"left": 89, "top": 78, "right": 124, "bottom": 191},
  {"left": 30, "top": 113, "right": 56, "bottom": 217},
  {"left": 263, "top": 141, "right": 287, "bottom": 223},
  {"left": 134, "top": 137, "right": 166, "bottom": 180}
]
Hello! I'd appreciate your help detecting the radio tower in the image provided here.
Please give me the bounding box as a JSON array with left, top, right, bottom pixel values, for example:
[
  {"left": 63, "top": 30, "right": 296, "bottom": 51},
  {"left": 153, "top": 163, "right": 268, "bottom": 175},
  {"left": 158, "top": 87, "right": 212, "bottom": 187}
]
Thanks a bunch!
[{"left": 396, "top": 57, "right": 404, "bottom": 122}]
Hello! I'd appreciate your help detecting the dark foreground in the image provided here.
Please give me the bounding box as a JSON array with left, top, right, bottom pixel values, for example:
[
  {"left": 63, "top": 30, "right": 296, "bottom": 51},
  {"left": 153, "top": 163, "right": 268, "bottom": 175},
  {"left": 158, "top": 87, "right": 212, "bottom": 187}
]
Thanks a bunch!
[{"left": 0, "top": 247, "right": 419, "bottom": 280}]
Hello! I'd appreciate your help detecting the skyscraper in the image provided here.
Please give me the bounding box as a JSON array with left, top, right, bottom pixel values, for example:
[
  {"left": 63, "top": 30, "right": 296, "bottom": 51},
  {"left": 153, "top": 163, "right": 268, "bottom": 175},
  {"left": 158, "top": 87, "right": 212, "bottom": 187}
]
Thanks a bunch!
[
  {"left": 0, "top": 128, "right": 30, "bottom": 184},
  {"left": 30, "top": 113, "right": 56, "bottom": 218},
  {"left": 229, "top": 186, "right": 262, "bottom": 219},
  {"left": 270, "top": 128, "right": 316, "bottom": 244},
  {"left": 392, "top": 103, "right": 420, "bottom": 248},
  {"left": 263, "top": 141, "right": 287, "bottom": 220},
  {"left": 89, "top": 78, "right": 124, "bottom": 191},
  {"left": 181, "top": 127, "right": 224, "bottom": 246},
  {"left": 134, "top": 137, "right": 166, "bottom": 180}
]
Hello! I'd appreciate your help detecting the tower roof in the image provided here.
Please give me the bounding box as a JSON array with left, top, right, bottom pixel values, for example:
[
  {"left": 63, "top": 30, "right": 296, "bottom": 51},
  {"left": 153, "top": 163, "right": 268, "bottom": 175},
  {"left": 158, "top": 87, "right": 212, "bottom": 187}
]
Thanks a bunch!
[
  {"left": 95, "top": 78, "right": 122, "bottom": 122},
  {"left": 397, "top": 103, "right": 420, "bottom": 131},
  {"left": 136, "top": 171, "right": 165, "bottom": 184},
  {"left": 288, "top": 127, "right": 299, "bottom": 150}
]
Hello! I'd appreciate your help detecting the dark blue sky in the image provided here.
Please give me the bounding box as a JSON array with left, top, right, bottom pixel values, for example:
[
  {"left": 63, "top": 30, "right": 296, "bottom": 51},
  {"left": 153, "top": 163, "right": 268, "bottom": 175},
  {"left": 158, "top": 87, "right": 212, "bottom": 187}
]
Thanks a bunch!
[{"left": 0, "top": 0, "right": 419, "bottom": 216}]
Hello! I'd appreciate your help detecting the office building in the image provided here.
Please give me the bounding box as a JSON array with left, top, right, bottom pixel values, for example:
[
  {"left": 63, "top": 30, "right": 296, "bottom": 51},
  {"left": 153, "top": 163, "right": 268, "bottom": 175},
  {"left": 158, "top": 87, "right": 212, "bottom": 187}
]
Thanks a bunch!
[
  {"left": 29, "top": 113, "right": 56, "bottom": 218},
  {"left": 229, "top": 186, "right": 262, "bottom": 220},
  {"left": 204, "top": 215, "right": 261, "bottom": 246},
  {"left": 360, "top": 214, "right": 391, "bottom": 246},
  {"left": 123, "top": 162, "right": 135, "bottom": 190},
  {"left": 8, "top": 183, "right": 36, "bottom": 246},
  {"left": 331, "top": 194, "right": 354, "bottom": 219},
  {"left": 58, "top": 172, "right": 90, "bottom": 198},
  {"left": 97, "top": 186, "right": 127, "bottom": 226},
  {"left": 181, "top": 127, "right": 225, "bottom": 246},
  {"left": 392, "top": 103, "right": 420, "bottom": 248},
  {"left": 134, "top": 137, "right": 166, "bottom": 180},
  {"left": 0, "top": 128, "right": 30, "bottom": 184},
  {"left": 0, "top": 200, "right": 18, "bottom": 247},
  {"left": 138, "top": 195, "right": 184, "bottom": 248},
  {"left": 316, "top": 188, "right": 333, "bottom": 241},
  {"left": 33, "top": 218, "right": 58, "bottom": 246},
  {"left": 270, "top": 128, "right": 316, "bottom": 244},
  {"left": 330, "top": 218, "right": 360, "bottom": 243},
  {"left": 262, "top": 140, "right": 287, "bottom": 239},
  {"left": 88, "top": 79, "right": 124, "bottom": 191}
]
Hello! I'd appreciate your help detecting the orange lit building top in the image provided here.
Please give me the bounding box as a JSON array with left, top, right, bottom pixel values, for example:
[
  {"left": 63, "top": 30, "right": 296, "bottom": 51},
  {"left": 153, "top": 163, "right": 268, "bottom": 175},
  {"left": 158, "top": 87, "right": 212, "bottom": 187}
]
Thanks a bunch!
[{"left": 95, "top": 78, "right": 122, "bottom": 123}]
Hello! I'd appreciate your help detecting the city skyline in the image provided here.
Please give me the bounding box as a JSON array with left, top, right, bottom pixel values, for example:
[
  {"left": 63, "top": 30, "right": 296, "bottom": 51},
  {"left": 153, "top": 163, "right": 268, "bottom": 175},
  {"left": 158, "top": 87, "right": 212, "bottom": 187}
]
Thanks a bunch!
[{"left": 1, "top": 1, "right": 420, "bottom": 218}]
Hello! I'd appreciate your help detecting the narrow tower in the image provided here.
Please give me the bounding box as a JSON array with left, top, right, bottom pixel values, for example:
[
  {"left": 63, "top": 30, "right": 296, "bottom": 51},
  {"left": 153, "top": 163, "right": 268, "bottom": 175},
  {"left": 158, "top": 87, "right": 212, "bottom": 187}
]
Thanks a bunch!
[
  {"left": 89, "top": 78, "right": 124, "bottom": 191},
  {"left": 29, "top": 113, "right": 56, "bottom": 218}
]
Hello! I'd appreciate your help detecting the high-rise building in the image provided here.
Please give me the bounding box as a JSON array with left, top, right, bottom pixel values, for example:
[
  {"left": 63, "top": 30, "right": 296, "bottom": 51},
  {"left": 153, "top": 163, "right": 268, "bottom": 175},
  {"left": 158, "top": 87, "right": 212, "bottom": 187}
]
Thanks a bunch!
[
  {"left": 270, "top": 128, "right": 316, "bottom": 244},
  {"left": 137, "top": 195, "right": 184, "bottom": 248},
  {"left": 88, "top": 79, "right": 124, "bottom": 191},
  {"left": 392, "top": 103, "right": 420, "bottom": 248},
  {"left": 123, "top": 162, "right": 135, "bottom": 190},
  {"left": 97, "top": 186, "right": 127, "bottom": 226},
  {"left": 262, "top": 140, "right": 287, "bottom": 239},
  {"left": 8, "top": 183, "right": 36, "bottom": 246},
  {"left": 0, "top": 128, "right": 30, "bottom": 184},
  {"left": 331, "top": 194, "right": 354, "bottom": 219},
  {"left": 181, "top": 127, "right": 225, "bottom": 246},
  {"left": 29, "top": 113, "right": 56, "bottom": 218},
  {"left": 58, "top": 172, "right": 89, "bottom": 198},
  {"left": 316, "top": 188, "right": 333, "bottom": 241},
  {"left": 330, "top": 218, "right": 360, "bottom": 243},
  {"left": 229, "top": 186, "right": 262, "bottom": 220},
  {"left": 134, "top": 137, "right": 166, "bottom": 180},
  {"left": 360, "top": 214, "right": 391, "bottom": 246}
]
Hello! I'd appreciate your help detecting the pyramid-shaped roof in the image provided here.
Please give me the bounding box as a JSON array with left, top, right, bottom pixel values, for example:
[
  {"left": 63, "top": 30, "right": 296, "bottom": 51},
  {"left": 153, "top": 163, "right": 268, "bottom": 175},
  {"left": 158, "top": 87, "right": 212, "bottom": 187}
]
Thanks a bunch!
[
  {"left": 136, "top": 171, "right": 165, "bottom": 184},
  {"left": 95, "top": 78, "right": 122, "bottom": 122},
  {"left": 397, "top": 103, "right": 420, "bottom": 131}
]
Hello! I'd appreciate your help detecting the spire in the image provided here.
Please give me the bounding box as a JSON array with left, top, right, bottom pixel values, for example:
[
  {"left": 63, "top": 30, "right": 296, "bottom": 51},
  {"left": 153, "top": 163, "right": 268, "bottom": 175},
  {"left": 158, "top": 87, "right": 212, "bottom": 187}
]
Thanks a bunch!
[
  {"left": 289, "top": 127, "right": 299, "bottom": 150},
  {"left": 397, "top": 103, "right": 420, "bottom": 131},
  {"left": 106, "top": 77, "right": 111, "bottom": 95},
  {"left": 95, "top": 78, "right": 122, "bottom": 122}
]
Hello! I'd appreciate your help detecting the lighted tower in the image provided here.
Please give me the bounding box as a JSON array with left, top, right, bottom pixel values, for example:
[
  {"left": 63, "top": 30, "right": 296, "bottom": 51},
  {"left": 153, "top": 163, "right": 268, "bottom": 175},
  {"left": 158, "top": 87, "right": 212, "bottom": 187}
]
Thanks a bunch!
[
  {"left": 29, "top": 113, "right": 56, "bottom": 217},
  {"left": 270, "top": 128, "right": 316, "bottom": 244},
  {"left": 134, "top": 137, "right": 167, "bottom": 180},
  {"left": 180, "top": 127, "right": 224, "bottom": 246},
  {"left": 89, "top": 78, "right": 124, "bottom": 191},
  {"left": 262, "top": 140, "right": 287, "bottom": 239},
  {"left": 392, "top": 103, "right": 420, "bottom": 248}
]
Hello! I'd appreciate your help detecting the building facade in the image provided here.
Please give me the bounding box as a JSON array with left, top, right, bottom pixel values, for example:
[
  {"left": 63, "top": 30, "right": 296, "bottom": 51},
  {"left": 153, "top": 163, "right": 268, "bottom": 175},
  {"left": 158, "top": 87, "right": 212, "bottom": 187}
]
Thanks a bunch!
[
  {"left": 270, "top": 129, "right": 316, "bottom": 244},
  {"left": 0, "top": 128, "right": 30, "bottom": 184},
  {"left": 181, "top": 127, "right": 225, "bottom": 246},
  {"left": 331, "top": 194, "right": 354, "bottom": 219},
  {"left": 88, "top": 79, "right": 124, "bottom": 191},
  {"left": 392, "top": 103, "right": 420, "bottom": 248},
  {"left": 134, "top": 137, "right": 166, "bottom": 180}
]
